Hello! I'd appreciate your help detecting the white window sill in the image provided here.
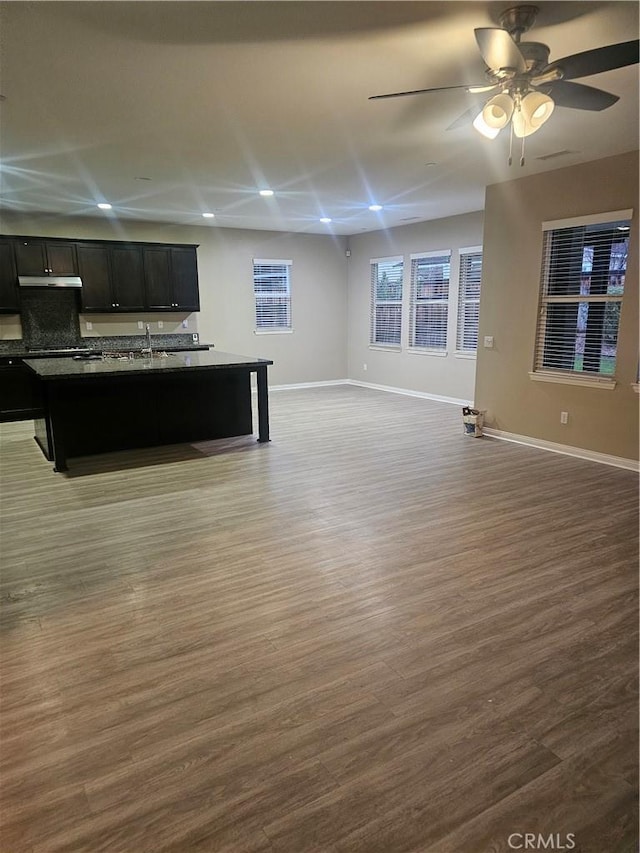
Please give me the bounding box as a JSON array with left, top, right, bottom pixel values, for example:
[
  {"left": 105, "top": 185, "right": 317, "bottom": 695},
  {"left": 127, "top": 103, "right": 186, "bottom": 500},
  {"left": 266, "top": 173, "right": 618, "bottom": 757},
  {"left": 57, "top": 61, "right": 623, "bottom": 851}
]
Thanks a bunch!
[
  {"left": 254, "top": 328, "right": 293, "bottom": 335},
  {"left": 528, "top": 371, "right": 616, "bottom": 390},
  {"left": 369, "top": 344, "right": 401, "bottom": 352},
  {"left": 406, "top": 348, "right": 447, "bottom": 358},
  {"left": 455, "top": 351, "right": 477, "bottom": 360}
]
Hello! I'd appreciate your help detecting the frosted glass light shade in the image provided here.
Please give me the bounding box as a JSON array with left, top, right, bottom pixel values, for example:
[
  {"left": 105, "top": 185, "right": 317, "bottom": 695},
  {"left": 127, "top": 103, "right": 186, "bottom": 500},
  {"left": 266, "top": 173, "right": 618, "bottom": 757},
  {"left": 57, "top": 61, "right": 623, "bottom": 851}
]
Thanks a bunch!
[
  {"left": 512, "top": 92, "right": 555, "bottom": 137},
  {"left": 481, "top": 93, "right": 514, "bottom": 129},
  {"left": 473, "top": 110, "right": 501, "bottom": 139}
]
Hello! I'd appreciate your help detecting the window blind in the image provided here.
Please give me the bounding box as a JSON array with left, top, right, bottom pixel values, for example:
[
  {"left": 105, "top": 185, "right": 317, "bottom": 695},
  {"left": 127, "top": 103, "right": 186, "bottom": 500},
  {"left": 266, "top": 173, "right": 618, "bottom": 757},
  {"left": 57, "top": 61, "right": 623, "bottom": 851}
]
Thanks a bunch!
[
  {"left": 409, "top": 252, "right": 450, "bottom": 351},
  {"left": 456, "top": 249, "right": 482, "bottom": 353},
  {"left": 253, "top": 259, "right": 291, "bottom": 330},
  {"left": 370, "top": 256, "right": 403, "bottom": 346},
  {"left": 534, "top": 217, "right": 630, "bottom": 378}
]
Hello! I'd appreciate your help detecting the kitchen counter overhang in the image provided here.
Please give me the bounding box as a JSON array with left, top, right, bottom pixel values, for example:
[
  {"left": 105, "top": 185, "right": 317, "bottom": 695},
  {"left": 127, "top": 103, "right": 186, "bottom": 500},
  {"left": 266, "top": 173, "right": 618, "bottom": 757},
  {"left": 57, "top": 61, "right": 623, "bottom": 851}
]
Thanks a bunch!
[{"left": 25, "top": 351, "right": 273, "bottom": 471}]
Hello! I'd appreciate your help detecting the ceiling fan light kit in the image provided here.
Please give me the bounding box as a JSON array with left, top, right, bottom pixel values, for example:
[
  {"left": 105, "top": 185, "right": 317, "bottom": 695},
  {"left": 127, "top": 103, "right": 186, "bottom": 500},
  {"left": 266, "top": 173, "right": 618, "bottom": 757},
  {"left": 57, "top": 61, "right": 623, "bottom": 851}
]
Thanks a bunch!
[{"left": 370, "top": 4, "right": 638, "bottom": 166}]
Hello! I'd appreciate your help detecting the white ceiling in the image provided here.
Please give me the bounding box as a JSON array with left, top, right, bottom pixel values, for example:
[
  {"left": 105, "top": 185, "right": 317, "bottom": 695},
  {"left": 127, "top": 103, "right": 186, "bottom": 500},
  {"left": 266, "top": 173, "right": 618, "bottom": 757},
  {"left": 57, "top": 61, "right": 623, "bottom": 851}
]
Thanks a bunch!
[{"left": 1, "top": 1, "right": 638, "bottom": 236}]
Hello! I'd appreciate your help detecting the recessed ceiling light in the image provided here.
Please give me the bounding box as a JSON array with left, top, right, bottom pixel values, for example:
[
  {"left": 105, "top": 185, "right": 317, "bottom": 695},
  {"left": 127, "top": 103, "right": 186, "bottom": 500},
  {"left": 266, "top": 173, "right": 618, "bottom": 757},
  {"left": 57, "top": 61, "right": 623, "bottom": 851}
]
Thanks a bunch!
[
  {"left": 202, "top": 212, "right": 215, "bottom": 219},
  {"left": 369, "top": 204, "right": 383, "bottom": 212},
  {"left": 320, "top": 217, "right": 332, "bottom": 224},
  {"left": 97, "top": 203, "right": 112, "bottom": 210},
  {"left": 259, "top": 189, "right": 274, "bottom": 197}
]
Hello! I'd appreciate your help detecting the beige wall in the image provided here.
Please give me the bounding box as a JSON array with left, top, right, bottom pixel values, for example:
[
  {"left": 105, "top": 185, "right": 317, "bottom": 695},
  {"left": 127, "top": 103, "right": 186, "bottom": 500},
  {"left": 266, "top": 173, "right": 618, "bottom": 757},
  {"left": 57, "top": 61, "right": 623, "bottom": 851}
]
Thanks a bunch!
[
  {"left": 475, "top": 150, "right": 639, "bottom": 462},
  {"left": 0, "top": 213, "right": 348, "bottom": 386},
  {"left": 346, "top": 212, "right": 484, "bottom": 402}
]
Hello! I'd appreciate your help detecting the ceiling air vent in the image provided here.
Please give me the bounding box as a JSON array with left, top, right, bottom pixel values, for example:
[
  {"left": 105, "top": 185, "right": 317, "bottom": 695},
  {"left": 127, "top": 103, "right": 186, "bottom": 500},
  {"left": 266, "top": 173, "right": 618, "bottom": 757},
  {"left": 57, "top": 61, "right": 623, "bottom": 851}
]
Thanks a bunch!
[{"left": 536, "top": 150, "right": 575, "bottom": 161}]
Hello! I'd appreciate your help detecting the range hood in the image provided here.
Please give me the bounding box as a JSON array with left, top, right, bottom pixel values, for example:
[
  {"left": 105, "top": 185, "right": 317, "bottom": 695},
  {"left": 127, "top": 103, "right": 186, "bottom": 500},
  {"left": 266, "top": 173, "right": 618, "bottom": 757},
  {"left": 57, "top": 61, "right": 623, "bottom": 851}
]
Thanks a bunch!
[{"left": 19, "top": 275, "right": 83, "bottom": 288}]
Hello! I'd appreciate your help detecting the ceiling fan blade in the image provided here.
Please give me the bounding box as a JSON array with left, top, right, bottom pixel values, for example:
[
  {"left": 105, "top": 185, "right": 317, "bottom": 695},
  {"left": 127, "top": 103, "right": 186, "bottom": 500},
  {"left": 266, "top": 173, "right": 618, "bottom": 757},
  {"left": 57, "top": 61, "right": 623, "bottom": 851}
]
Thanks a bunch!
[
  {"left": 546, "top": 80, "right": 620, "bottom": 111},
  {"left": 474, "top": 28, "right": 526, "bottom": 73},
  {"left": 446, "top": 108, "right": 477, "bottom": 131},
  {"left": 369, "top": 84, "right": 487, "bottom": 101},
  {"left": 542, "top": 39, "right": 639, "bottom": 81}
]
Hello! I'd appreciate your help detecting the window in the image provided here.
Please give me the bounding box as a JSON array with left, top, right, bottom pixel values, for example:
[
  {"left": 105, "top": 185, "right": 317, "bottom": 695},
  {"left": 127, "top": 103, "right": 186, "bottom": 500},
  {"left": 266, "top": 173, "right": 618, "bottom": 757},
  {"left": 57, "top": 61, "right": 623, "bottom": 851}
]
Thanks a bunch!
[
  {"left": 370, "top": 256, "right": 403, "bottom": 347},
  {"left": 534, "top": 211, "right": 631, "bottom": 381},
  {"left": 456, "top": 247, "right": 483, "bottom": 353},
  {"left": 253, "top": 259, "right": 291, "bottom": 331},
  {"left": 409, "top": 251, "right": 450, "bottom": 351}
]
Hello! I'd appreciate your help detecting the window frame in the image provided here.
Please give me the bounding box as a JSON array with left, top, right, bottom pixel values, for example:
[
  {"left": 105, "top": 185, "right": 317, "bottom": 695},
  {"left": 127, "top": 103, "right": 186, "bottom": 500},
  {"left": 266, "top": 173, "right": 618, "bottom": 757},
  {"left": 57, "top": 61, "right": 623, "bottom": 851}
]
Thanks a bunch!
[
  {"left": 456, "top": 246, "right": 483, "bottom": 357},
  {"left": 369, "top": 255, "right": 404, "bottom": 350},
  {"left": 252, "top": 258, "right": 292, "bottom": 334},
  {"left": 531, "top": 209, "right": 633, "bottom": 389},
  {"left": 408, "top": 250, "right": 451, "bottom": 354}
]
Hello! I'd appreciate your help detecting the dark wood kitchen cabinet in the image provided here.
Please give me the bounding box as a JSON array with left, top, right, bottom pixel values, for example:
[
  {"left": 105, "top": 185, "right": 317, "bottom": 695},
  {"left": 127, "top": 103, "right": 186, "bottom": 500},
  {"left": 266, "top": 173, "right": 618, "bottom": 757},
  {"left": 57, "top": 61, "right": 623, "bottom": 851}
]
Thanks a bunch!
[
  {"left": 144, "top": 246, "right": 200, "bottom": 311},
  {"left": 0, "top": 238, "right": 20, "bottom": 313},
  {"left": 110, "top": 246, "right": 146, "bottom": 311},
  {"left": 77, "top": 244, "right": 111, "bottom": 311},
  {"left": 0, "top": 358, "right": 44, "bottom": 422},
  {"left": 79, "top": 243, "right": 145, "bottom": 312},
  {"left": 170, "top": 247, "right": 200, "bottom": 311},
  {"left": 143, "top": 247, "right": 173, "bottom": 310},
  {"left": 14, "top": 239, "right": 78, "bottom": 276},
  {"left": 2, "top": 235, "right": 199, "bottom": 313}
]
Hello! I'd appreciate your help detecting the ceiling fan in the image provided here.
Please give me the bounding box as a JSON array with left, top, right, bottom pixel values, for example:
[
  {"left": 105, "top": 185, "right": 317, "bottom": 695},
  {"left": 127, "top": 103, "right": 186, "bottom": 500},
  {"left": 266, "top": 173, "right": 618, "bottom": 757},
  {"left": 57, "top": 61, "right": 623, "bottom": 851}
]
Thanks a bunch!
[{"left": 369, "top": 5, "right": 639, "bottom": 164}]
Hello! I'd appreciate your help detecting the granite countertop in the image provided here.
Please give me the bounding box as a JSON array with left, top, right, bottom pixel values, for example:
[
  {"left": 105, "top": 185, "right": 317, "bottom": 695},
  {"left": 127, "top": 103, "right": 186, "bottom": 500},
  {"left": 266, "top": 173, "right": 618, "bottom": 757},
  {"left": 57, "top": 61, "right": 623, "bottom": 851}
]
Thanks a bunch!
[
  {"left": 0, "top": 344, "right": 211, "bottom": 359},
  {"left": 24, "top": 350, "right": 273, "bottom": 381}
]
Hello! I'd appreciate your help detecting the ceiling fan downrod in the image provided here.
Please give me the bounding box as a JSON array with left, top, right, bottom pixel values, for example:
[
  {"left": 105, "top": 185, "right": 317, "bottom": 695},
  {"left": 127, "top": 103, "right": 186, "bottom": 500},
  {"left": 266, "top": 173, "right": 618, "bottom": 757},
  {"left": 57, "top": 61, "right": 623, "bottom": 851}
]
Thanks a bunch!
[{"left": 498, "top": 5, "right": 539, "bottom": 43}]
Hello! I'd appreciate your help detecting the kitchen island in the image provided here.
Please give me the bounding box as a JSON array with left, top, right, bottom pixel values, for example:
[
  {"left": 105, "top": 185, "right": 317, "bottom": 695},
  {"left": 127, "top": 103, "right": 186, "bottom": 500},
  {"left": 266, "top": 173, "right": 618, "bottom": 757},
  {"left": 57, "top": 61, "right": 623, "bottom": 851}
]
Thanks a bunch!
[{"left": 24, "top": 350, "right": 273, "bottom": 472}]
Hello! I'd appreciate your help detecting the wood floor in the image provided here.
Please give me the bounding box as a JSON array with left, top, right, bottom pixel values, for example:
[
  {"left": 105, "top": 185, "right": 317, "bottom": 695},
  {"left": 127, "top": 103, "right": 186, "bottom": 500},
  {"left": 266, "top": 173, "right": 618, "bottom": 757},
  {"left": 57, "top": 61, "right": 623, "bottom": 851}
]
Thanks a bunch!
[{"left": 1, "top": 385, "right": 637, "bottom": 853}]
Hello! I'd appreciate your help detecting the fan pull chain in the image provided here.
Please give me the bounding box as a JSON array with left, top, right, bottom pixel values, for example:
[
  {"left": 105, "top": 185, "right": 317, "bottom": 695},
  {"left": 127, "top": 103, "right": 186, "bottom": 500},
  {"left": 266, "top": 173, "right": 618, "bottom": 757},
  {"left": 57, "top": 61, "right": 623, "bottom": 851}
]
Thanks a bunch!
[
  {"left": 520, "top": 135, "right": 526, "bottom": 167},
  {"left": 508, "top": 122, "right": 514, "bottom": 167}
]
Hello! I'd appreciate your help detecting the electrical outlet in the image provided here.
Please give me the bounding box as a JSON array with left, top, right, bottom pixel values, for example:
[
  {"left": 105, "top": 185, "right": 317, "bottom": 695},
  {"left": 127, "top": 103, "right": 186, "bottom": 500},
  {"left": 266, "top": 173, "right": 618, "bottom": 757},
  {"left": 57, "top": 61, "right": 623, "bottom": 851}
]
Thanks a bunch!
[
  {"left": 192, "top": 332, "right": 199, "bottom": 343},
  {"left": 483, "top": 336, "right": 494, "bottom": 348},
  {"left": 363, "top": 363, "right": 368, "bottom": 371},
  {"left": 137, "top": 321, "right": 144, "bottom": 330},
  {"left": 560, "top": 411, "right": 569, "bottom": 424},
  {"left": 182, "top": 319, "right": 188, "bottom": 329},
  {"left": 157, "top": 320, "right": 164, "bottom": 329},
  {"left": 85, "top": 321, "right": 93, "bottom": 331}
]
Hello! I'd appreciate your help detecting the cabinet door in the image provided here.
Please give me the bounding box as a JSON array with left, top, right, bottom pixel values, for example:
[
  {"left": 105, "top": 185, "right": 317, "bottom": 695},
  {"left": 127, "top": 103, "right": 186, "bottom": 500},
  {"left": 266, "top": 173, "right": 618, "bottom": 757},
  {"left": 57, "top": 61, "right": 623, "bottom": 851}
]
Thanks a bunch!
[
  {"left": 171, "top": 248, "right": 200, "bottom": 311},
  {"left": 77, "top": 244, "right": 113, "bottom": 312},
  {"left": 15, "top": 240, "right": 47, "bottom": 275},
  {"left": 0, "top": 361, "right": 44, "bottom": 422},
  {"left": 144, "top": 247, "right": 172, "bottom": 309},
  {"left": 0, "top": 239, "right": 19, "bottom": 313},
  {"left": 46, "top": 242, "right": 77, "bottom": 274},
  {"left": 110, "top": 246, "right": 145, "bottom": 311}
]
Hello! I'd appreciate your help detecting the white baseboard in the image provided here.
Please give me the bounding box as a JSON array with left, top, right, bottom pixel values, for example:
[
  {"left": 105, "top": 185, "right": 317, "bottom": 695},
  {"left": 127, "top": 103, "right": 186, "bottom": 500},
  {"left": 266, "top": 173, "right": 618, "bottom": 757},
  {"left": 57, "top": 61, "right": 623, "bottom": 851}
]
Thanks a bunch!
[
  {"left": 483, "top": 428, "right": 639, "bottom": 472},
  {"left": 346, "top": 379, "right": 471, "bottom": 407}
]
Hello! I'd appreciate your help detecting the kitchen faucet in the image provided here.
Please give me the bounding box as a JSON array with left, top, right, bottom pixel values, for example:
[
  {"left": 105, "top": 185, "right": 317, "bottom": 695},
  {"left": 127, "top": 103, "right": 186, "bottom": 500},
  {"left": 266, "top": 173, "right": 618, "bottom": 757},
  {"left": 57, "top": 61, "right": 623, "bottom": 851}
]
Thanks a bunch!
[{"left": 143, "top": 323, "right": 153, "bottom": 355}]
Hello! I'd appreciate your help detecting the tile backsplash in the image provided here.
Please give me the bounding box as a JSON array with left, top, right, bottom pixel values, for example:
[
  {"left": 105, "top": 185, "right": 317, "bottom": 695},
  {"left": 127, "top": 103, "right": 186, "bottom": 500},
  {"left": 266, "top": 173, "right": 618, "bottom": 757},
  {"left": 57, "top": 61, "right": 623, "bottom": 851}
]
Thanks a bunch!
[{"left": 20, "top": 289, "right": 82, "bottom": 350}]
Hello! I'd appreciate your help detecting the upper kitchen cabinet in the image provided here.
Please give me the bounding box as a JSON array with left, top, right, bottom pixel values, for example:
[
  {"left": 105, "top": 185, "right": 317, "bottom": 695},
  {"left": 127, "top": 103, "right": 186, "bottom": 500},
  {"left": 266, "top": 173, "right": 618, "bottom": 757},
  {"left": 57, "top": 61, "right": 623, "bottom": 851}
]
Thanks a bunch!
[
  {"left": 170, "top": 247, "right": 200, "bottom": 312},
  {"left": 0, "top": 238, "right": 20, "bottom": 313},
  {"left": 143, "top": 247, "right": 172, "bottom": 310},
  {"left": 14, "top": 238, "right": 78, "bottom": 276},
  {"left": 78, "top": 243, "right": 146, "bottom": 313},
  {"left": 143, "top": 245, "right": 199, "bottom": 311},
  {"left": 109, "top": 246, "right": 146, "bottom": 312}
]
